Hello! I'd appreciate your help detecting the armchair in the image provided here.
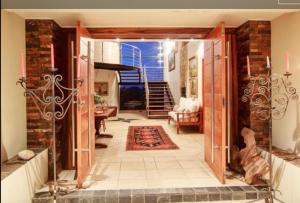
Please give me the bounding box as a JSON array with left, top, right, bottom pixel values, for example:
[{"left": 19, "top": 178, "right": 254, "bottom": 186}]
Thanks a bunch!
[{"left": 168, "top": 98, "right": 203, "bottom": 134}]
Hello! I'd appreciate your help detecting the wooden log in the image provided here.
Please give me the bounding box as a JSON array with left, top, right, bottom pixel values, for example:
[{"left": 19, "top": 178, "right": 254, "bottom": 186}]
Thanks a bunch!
[{"left": 239, "top": 127, "right": 270, "bottom": 184}]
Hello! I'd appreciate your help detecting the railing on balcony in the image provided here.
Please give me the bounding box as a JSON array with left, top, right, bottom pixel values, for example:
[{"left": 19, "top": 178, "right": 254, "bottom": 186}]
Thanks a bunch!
[
  {"left": 143, "top": 67, "right": 149, "bottom": 112},
  {"left": 120, "top": 43, "right": 142, "bottom": 68}
]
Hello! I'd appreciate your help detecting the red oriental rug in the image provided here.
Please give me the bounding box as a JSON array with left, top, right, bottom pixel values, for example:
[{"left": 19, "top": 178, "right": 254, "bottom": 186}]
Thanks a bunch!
[{"left": 126, "top": 126, "right": 179, "bottom": 150}]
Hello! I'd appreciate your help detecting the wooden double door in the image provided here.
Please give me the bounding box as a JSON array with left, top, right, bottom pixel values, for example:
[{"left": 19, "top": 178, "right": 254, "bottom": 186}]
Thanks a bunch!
[
  {"left": 75, "top": 21, "right": 95, "bottom": 187},
  {"left": 203, "top": 22, "right": 229, "bottom": 184},
  {"left": 74, "top": 21, "right": 230, "bottom": 186}
]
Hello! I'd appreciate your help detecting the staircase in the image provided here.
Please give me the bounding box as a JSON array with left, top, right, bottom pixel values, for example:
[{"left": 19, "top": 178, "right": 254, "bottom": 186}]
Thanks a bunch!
[
  {"left": 147, "top": 82, "right": 175, "bottom": 119},
  {"left": 119, "top": 69, "right": 141, "bottom": 84}
]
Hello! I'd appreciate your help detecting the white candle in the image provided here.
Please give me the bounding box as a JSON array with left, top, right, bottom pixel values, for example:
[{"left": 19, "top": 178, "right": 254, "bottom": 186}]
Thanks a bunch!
[
  {"left": 247, "top": 56, "right": 251, "bottom": 77},
  {"left": 266, "top": 56, "right": 271, "bottom": 68},
  {"left": 51, "top": 44, "right": 55, "bottom": 69},
  {"left": 285, "top": 51, "right": 290, "bottom": 73}
]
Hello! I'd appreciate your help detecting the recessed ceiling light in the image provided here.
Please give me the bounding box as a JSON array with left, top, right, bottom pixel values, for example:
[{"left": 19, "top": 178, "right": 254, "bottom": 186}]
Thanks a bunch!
[
  {"left": 141, "top": 38, "right": 145, "bottom": 41},
  {"left": 116, "top": 38, "right": 120, "bottom": 42}
]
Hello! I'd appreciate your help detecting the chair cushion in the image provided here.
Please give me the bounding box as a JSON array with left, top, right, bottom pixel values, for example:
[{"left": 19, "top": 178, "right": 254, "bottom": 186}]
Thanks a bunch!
[
  {"left": 184, "top": 98, "right": 200, "bottom": 113},
  {"left": 175, "top": 97, "right": 201, "bottom": 114}
]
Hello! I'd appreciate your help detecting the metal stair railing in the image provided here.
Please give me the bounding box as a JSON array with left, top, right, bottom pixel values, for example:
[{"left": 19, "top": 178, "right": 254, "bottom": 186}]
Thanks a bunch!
[{"left": 143, "top": 67, "right": 149, "bottom": 116}]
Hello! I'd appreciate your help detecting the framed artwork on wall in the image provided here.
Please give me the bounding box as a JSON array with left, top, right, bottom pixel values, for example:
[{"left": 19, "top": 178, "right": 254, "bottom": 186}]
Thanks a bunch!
[
  {"left": 189, "top": 56, "right": 198, "bottom": 97},
  {"left": 189, "top": 56, "right": 198, "bottom": 77},
  {"left": 94, "top": 82, "right": 109, "bottom": 96},
  {"left": 168, "top": 50, "right": 176, "bottom": 72},
  {"left": 190, "top": 78, "right": 198, "bottom": 97}
]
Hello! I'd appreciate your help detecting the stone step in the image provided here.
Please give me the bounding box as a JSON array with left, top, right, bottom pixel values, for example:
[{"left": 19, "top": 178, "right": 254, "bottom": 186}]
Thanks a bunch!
[{"left": 32, "top": 185, "right": 268, "bottom": 203}]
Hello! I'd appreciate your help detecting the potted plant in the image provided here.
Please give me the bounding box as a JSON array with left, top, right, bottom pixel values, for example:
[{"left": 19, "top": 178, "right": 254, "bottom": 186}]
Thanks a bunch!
[{"left": 94, "top": 91, "right": 106, "bottom": 110}]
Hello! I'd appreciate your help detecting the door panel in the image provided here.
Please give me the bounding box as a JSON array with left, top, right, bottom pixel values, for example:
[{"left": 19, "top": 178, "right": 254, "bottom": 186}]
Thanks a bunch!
[
  {"left": 76, "top": 21, "right": 95, "bottom": 187},
  {"left": 203, "top": 22, "right": 227, "bottom": 184}
]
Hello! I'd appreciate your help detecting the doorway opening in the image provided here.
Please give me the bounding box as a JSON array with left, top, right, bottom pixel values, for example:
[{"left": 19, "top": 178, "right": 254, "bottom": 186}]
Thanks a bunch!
[{"left": 80, "top": 37, "right": 243, "bottom": 190}]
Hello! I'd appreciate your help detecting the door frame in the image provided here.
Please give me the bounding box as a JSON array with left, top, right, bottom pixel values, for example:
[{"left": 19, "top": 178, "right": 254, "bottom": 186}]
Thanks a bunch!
[
  {"left": 86, "top": 27, "right": 236, "bottom": 40},
  {"left": 70, "top": 26, "right": 237, "bottom": 185}
]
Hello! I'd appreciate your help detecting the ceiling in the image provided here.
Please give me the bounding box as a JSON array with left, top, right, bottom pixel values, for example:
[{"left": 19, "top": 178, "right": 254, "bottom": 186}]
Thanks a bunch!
[{"left": 8, "top": 9, "right": 299, "bottom": 28}]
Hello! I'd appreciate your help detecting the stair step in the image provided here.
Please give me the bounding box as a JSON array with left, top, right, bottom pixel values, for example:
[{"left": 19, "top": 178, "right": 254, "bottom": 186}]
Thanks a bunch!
[
  {"left": 148, "top": 82, "right": 167, "bottom": 84},
  {"left": 149, "top": 101, "right": 173, "bottom": 104},
  {"left": 122, "top": 78, "right": 140, "bottom": 80},
  {"left": 120, "top": 75, "right": 139, "bottom": 76},
  {"left": 149, "top": 97, "right": 171, "bottom": 99},
  {"left": 148, "top": 109, "right": 170, "bottom": 112},
  {"left": 148, "top": 86, "right": 167, "bottom": 88},
  {"left": 121, "top": 71, "right": 139, "bottom": 73},
  {"left": 121, "top": 77, "right": 140, "bottom": 79},
  {"left": 148, "top": 115, "right": 169, "bottom": 119},
  {"left": 148, "top": 89, "right": 166, "bottom": 91}
]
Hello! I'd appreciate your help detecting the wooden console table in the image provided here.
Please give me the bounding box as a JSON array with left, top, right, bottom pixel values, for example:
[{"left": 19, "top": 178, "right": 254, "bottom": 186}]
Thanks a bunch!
[{"left": 94, "top": 106, "right": 117, "bottom": 148}]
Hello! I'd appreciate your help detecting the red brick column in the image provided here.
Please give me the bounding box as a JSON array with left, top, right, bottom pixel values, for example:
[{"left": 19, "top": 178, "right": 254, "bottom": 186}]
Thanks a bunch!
[
  {"left": 26, "top": 20, "right": 63, "bottom": 179},
  {"left": 236, "top": 21, "right": 271, "bottom": 146}
]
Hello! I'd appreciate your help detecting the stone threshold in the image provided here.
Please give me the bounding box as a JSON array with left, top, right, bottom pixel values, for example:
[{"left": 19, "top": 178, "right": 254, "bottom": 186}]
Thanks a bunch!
[{"left": 32, "top": 185, "right": 270, "bottom": 203}]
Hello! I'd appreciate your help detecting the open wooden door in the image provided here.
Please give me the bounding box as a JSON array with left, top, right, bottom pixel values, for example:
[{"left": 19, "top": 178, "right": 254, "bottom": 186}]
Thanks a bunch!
[
  {"left": 203, "top": 22, "right": 227, "bottom": 183},
  {"left": 76, "top": 21, "right": 95, "bottom": 187}
]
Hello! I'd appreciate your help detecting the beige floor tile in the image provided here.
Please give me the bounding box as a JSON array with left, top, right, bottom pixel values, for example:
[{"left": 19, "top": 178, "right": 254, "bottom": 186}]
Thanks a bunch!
[
  {"left": 162, "top": 178, "right": 191, "bottom": 188},
  {"left": 90, "top": 112, "right": 245, "bottom": 190},
  {"left": 178, "top": 160, "right": 203, "bottom": 169},
  {"left": 155, "top": 156, "right": 177, "bottom": 162},
  {"left": 189, "top": 177, "right": 222, "bottom": 187},
  {"left": 118, "top": 178, "right": 148, "bottom": 189},
  {"left": 143, "top": 157, "right": 155, "bottom": 162},
  {"left": 144, "top": 161, "right": 157, "bottom": 169},
  {"left": 145, "top": 169, "right": 161, "bottom": 179},
  {"left": 147, "top": 179, "right": 164, "bottom": 188},
  {"left": 121, "top": 161, "right": 145, "bottom": 170},
  {"left": 159, "top": 169, "right": 186, "bottom": 179},
  {"left": 156, "top": 160, "right": 182, "bottom": 169},
  {"left": 183, "top": 168, "right": 210, "bottom": 178},
  {"left": 119, "top": 170, "right": 146, "bottom": 179},
  {"left": 95, "top": 162, "right": 121, "bottom": 171}
]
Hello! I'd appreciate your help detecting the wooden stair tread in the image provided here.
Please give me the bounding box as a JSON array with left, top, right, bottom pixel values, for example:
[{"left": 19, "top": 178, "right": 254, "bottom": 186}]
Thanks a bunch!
[
  {"left": 147, "top": 109, "right": 170, "bottom": 112},
  {"left": 149, "top": 101, "right": 172, "bottom": 103}
]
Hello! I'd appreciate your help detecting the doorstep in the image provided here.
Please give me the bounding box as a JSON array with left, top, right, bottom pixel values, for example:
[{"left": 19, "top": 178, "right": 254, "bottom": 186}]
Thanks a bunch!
[{"left": 32, "top": 185, "right": 269, "bottom": 203}]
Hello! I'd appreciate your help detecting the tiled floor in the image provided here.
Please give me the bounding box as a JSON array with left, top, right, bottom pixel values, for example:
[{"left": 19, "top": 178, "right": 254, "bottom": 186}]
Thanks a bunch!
[{"left": 85, "top": 112, "right": 245, "bottom": 190}]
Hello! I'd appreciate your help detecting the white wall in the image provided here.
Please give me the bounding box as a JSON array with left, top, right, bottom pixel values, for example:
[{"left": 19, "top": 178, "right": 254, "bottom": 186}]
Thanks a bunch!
[
  {"left": 271, "top": 12, "right": 300, "bottom": 154},
  {"left": 1, "top": 149, "right": 48, "bottom": 203},
  {"left": 186, "top": 41, "right": 204, "bottom": 106},
  {"left": 94, "top": 41, "right": 120, "bottom": 109},
  {"left": 164, "top": 41, "right": 204, "bottom": 105},
  {"left": 1, "top": 11, "right": 27, "bottom": 161},
  {"left": 260, "top": 149, "right": 300, "bottom": 203},
  {"left": 164, "top": 42, "right": 181, "bottom": 104}
]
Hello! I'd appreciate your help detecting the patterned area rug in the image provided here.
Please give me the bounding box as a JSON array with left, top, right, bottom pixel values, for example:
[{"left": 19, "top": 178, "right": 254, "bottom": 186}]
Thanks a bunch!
[{"left": 126, "top": 126, "right": 179, "bottom": 150}]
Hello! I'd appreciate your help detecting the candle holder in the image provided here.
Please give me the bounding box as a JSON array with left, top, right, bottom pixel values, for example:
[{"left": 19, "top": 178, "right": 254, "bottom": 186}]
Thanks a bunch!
[
  {"left": 17, "top": 68, "right": 84, "bottom": 201},
  {"left": 242, "top": 68, "right": 298, "bottom": 203}
]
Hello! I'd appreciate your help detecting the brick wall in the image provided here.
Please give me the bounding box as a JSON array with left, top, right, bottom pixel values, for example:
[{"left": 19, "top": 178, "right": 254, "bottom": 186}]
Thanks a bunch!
[
  {"left": 236, "top": 21, "right": 271, "bottom": 146},
  {"left": 26, "top": 20, "right": 65, "bottom": 179}
]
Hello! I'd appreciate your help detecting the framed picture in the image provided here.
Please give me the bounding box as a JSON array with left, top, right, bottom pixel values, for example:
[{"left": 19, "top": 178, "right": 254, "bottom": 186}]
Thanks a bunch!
[
  {"left": 168, "top": 50, "right": 176, "bottom": 72},
  {"left": 190, "top": 78, "right": 198, "bottom": 97},
  {"left": 189, "top": 56, "right": 198, "bottom": 77},
  {"left": 94, "top": 82, "right": 109, "bottom": 96}
]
